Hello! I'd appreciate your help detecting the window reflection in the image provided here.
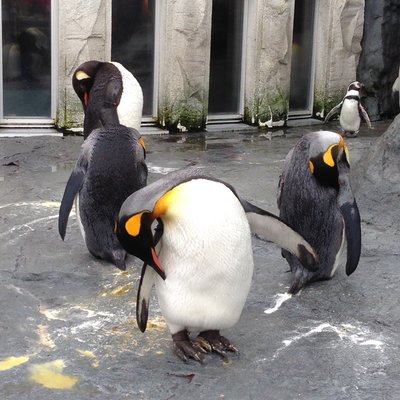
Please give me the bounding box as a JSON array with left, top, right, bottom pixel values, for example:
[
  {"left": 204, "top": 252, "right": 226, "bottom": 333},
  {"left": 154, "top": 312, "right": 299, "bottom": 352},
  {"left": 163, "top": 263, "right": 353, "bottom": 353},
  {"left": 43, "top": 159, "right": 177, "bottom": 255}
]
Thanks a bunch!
[
  {"left": 2, "top": 0, "right": 51, "bottom": 117},
  {"left": 112, "top": 0, "right": 155, "bottom": 117},
  {"left": 208, "top": 0, "right": 244, "bottom": 115}
]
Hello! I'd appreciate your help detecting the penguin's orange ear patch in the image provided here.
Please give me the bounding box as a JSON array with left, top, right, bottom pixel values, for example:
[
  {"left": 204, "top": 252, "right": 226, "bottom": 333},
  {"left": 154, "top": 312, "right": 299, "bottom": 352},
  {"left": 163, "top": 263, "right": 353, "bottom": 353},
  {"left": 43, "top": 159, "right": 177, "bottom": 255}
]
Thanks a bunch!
[
  {"left": 322, "top": 144, "right": 337, "bottom": 167},
  {"left": 139, "top": 137, "right": 146, "bottom": 152},
  {"left": 75, "top": 70, "right": 91, "bottom": 81},
  {"left": 125, "top": 212, "right": 146, "bottom": 237},
  {"left": 309, "top": 160, "right": 314, "bottom": 174}
]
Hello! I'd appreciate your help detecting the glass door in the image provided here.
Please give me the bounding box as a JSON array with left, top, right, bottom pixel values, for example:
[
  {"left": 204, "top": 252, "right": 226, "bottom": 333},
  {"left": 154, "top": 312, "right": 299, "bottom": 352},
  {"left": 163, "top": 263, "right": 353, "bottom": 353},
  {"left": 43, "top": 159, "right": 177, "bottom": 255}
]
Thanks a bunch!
[
  {"left": 208, "top": 0, "right": 246, "bottom": 120},
  {"left": 112, "top": 0, "right": 158, "bottom": 119},
  {"left": 1, "top": 0, "right": 54, "bottom": 121},
  {"left": 288, "top": 0, "right": 316, "bottom": 117}
]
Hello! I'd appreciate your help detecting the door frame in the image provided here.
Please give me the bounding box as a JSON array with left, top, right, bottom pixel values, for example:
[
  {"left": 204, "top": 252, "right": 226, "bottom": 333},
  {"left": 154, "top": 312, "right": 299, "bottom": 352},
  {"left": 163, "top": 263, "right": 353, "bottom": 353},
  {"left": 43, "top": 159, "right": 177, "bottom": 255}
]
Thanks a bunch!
[{"left": 0, "top": 0, "right": 58, "bottom": 126}]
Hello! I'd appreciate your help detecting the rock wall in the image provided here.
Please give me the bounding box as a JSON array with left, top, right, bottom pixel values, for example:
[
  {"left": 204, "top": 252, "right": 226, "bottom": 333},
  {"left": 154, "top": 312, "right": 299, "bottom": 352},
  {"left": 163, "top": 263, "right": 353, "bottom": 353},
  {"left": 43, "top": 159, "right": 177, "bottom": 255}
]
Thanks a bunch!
[
  {"left": 357, "top": 0, "right": 400, "bottom": 119},
  {"left": 56, "top": 0, "right": 111, "bottom": 130},
  {"left": 313, "top": 0, "right": 365, "bottom": 119},
  {"left": 244, "top": 0, "right": 294, "bottom": 127},
  {"left": 157, "top": 0, "right": 212, "bottom": 132}
]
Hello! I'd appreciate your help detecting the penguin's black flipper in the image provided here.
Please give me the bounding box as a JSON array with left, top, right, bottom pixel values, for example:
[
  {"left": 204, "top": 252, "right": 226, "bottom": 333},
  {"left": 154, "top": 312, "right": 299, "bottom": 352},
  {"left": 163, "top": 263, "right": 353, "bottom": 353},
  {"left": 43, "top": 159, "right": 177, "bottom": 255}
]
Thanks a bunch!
[
  {"left": 58, "top": 140, "right": 91, "bottom": 240},
  {"left": 358, "top": 104, "right": 372, "bottom": 129},
  {"left": 324, "top": 101, "right": 343, "bottom": 123},
  {"left": 337, "top": 161, "right": 361, "bottom": 276},
  {"left": 58, "top": 168, "right": 85, "bottom": 240},
  {"left": 136, "top": 263, "right": 157, "bottom": 332},
  {"left": 241, "top": 199, "right": 319, "bottom": 272}
]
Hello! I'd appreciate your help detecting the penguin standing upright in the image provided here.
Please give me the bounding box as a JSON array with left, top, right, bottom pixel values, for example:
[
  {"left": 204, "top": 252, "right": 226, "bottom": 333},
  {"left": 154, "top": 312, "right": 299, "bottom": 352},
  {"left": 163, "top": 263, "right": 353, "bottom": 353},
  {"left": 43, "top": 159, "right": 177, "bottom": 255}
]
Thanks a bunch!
[
  {"left": 116, "top": 167, "right": 318, "bottom": 362},
  {"left": 72, "top": 60, "right": 143, "bottom": 138},
  {"left": 277, "top": 131, "right": 361, "bottom": 294},
  {"left": 324, "top": 81, "right": 372, "bottom": 137},
  {"left": 59, "top": 125, "right": 147, "bottom": 270}
]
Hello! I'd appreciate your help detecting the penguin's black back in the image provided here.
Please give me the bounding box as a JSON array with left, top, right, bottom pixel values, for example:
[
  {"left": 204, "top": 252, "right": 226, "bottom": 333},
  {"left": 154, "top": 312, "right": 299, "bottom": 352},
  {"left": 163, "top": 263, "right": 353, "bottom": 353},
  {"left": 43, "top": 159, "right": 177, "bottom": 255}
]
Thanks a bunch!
[{"left": 79, "top": 125, "right": 147, "bottom": 265}]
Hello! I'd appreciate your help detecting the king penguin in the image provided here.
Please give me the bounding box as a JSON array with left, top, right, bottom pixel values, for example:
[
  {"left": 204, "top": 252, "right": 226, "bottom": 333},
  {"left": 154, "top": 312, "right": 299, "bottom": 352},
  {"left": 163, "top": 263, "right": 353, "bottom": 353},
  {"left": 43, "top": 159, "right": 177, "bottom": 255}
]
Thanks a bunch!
[
  {"left": 277, "top": 131, "right": 361, "bottom": 294},
  {"left": 324, "top": 81, "right": 372, "bottom": 137},
  {"left": 58, "top": 125, "right": 147, "bottom": 270},
  {"left": 116, "top": 167, "right": 318, "bottom": 362},
  {"left": 72, "top": 60, "right": 143, "bottom": 139}
]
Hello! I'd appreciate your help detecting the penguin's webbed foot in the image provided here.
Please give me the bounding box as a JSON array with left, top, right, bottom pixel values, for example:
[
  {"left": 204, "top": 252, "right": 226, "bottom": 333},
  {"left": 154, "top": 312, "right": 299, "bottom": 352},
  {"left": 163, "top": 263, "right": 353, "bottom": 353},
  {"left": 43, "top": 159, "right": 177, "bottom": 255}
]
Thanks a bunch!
[
  {"left": 195, "top": 330, "right": 238, "bottom": 358},
  {"left": 172, "top": 330, "right": 205, "bottom": 363}
]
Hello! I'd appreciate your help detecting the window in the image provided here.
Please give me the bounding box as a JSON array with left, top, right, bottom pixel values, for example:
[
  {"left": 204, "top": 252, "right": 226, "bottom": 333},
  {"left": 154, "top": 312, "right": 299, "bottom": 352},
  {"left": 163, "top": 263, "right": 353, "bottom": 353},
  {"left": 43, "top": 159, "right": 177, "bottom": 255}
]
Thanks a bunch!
[{"left": 1, "top": 0, "right": 53, "bottom": 119}]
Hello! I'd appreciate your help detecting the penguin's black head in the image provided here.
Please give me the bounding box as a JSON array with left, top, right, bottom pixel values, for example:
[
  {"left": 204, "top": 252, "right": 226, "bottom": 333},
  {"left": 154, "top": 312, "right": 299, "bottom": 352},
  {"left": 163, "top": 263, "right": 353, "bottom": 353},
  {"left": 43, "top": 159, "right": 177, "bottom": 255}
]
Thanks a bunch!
[
  {"left": 116, "top": 211, "right": 165, "bottom": 280},
  {"left": 308, "top": 131, "right": 350, "bottom": 188},
  {"left": 347, "top": 81, "right": 363, "bottom": 92},
  {"left": 72, "top": 60, "right": 104, "bottom": 110}
]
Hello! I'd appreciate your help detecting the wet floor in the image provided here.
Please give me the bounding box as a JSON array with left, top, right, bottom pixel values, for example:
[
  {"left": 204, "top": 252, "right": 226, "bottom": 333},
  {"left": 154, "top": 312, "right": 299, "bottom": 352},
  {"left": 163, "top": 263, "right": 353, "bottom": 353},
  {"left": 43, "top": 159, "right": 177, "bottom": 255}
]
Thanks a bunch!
[{"left": 0, "top": 120, "right": 399, "bottom": 399}]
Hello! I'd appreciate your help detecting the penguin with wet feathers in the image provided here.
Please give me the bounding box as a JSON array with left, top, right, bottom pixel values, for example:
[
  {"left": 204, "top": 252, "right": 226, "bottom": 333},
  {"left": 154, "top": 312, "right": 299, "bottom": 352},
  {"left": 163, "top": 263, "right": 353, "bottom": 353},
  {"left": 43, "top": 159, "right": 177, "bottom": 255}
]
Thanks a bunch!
[
  {"left": 72, "top": 60, "right": 143, "bottom": 139},
  {"left": 324, "top": 81, "right": 372, "bottom": 137},
  {"left": 58, "top": 124, "right": 147, "bottom": 271},
  {"left": 116, "top": 166, "right": 318, "bottom": 362},
  {"left": 277, "top": 130, "right": 361, "bottom": 294}
]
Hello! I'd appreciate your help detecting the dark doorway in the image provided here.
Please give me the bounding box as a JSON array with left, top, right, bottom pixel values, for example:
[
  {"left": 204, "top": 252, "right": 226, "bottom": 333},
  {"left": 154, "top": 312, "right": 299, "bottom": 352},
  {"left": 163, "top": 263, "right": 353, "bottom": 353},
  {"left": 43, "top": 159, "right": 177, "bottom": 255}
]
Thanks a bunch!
[
  {"left": 208, "top": 0, "right": 245, "bottom": 116},
  {"left": 112, "top": 0, "right": 156, "bottom": 117},
  {"left": 289, "top": 0, "right": 316, "bottom": 116}
]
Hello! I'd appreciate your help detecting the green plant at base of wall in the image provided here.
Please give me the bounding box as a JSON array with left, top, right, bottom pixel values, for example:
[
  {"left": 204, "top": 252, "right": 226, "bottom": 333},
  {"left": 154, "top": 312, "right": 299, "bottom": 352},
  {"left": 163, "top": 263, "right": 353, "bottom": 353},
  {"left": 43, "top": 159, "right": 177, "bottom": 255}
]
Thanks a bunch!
[
  {"left": 313, "top": 90, "right": 345, "bottom": 120},
  {"left": 159, "top": 100, "right": 207, "bottom": 132},
  {"left": 244, "top": 91, "right": 289, "bottom": 127}
]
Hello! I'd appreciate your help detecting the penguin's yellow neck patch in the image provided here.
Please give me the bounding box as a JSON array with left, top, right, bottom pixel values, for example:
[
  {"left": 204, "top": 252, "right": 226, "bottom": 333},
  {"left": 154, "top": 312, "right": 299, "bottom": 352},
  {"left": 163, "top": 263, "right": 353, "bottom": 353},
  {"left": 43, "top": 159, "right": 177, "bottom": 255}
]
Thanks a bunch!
[
  {"left": 153, "top": 185, "right": 182, "bottom": 219},
  {"left": 76, "top": 70, "right": 91, "bottom": 80},
  {"left": 139, "top": 137, "right": 146, "bottom": 152},
  {"left": 309, "top": 160, "right": 315, "bottom": 174}
]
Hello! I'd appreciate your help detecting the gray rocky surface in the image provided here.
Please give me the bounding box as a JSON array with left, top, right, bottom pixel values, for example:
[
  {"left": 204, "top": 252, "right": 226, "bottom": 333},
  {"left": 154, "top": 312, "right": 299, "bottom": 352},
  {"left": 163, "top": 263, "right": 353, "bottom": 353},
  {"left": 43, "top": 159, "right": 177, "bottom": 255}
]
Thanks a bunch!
[{"left": 0, "top": 121, "right": 399, "bottom": 399}]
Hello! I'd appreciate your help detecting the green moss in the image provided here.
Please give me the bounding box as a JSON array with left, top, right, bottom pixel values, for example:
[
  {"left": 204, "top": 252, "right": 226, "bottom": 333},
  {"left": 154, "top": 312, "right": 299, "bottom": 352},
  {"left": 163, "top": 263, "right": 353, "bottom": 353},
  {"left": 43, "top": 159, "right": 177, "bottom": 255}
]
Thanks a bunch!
[
  {"left": 159, "top": 99, "right": 207, "bottom": 132},
  {"left": 244, "top": 91, "right": 289, "bottom": 127},
  {"left": 313, "top": 89, "right": 345, "bottom": 120}
]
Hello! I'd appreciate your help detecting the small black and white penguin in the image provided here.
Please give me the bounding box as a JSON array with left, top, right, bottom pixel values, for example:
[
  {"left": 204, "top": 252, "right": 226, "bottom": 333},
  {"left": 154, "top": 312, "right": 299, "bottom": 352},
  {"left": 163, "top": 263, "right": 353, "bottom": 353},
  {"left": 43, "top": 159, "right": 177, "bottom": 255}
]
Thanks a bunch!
[
  {"left": 277, "top": 131, "right": 361, "bottom": 294},
  {"left": 59, "top": 125, "right": 147, "bottom": 270},
  {"left": 116, "top": 167, "right": 318, "bottom": 362},
  {"left": 324, "top": 81, "right": 372, "bottom": 137},
  {"left": 72, "top": 60, "right": 143, "bottom": 139}
]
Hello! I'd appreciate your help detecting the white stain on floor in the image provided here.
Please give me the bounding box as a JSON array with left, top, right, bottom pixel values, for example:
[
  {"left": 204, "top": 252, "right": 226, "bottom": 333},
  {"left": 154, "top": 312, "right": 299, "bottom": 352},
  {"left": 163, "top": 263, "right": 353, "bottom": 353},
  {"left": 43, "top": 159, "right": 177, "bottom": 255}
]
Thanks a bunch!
[
  {"left": 264, "top": 293, "right": 292, "bottom": 314},
  {"left": 0, "top": 201, "right": 61, "bottom": 210},
  {"left": 147, "top": 164, "right": 179, "bottom": 175},
  {"left": 273, "top": 322, "right": 385, "bottom": 360}
]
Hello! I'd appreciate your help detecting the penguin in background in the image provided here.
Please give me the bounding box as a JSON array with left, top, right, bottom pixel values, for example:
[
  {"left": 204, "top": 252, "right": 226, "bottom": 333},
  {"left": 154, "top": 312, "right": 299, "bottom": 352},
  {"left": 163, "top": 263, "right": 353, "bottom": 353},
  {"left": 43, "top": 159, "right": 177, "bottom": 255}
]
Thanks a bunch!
[
  {"left": 72, "top": 60, "right": 143, "bottom": 139},
  {"left": 58, "top": 125, "right": 147, "bottom": 271},
  {"left": 277, "top": 131, "right": 361, "bottom": 294},
  {"left": 116, "top": 167, "right": 318, "bottom": 362},
  {"left": 324, "top": 81, "right": 372, "bottom": 137}
]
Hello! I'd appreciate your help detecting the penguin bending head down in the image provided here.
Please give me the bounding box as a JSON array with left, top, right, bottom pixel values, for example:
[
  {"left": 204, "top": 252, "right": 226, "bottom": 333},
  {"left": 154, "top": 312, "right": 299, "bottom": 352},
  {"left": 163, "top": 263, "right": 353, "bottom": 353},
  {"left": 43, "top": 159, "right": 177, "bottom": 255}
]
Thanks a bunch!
[
  {"left": 116, "top": 167, "right": 318, "bottom": 362},
  {"left": 324, "top": 81, "right": 372, "bottom": 137},
  {"left": 58, "top": 125, "right": 147, "bottom": 270},
  {"left": 277, "top": 131, "right": 361, "bottom": 294},
  {"left": 72, "top": 60, "right": 143, "bottom": 139}
]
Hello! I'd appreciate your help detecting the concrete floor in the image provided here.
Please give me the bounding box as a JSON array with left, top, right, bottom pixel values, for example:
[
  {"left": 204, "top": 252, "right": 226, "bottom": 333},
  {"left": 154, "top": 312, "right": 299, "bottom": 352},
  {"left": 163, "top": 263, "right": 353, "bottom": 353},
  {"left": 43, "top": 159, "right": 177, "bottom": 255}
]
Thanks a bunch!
[{"left": 0, "top": 120, "right": 399, "bottom": 399}]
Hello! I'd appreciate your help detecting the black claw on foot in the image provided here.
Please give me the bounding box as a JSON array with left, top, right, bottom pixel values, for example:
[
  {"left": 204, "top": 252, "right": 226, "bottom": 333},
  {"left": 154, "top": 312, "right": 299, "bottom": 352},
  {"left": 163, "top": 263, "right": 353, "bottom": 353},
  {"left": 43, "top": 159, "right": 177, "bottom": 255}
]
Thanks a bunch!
[
  {"left": 197, "top": 330, "right": 239, "bottom": 357},
  {"left": 172, "top": 330, "right": 205, "bottom": 363}
]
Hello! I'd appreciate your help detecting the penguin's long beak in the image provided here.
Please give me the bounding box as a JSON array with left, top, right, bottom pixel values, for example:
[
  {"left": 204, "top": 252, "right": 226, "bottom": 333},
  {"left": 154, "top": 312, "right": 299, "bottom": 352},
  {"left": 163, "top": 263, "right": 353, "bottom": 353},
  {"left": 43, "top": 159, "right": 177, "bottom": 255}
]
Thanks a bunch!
[{"left": 337, "top": 162, "right": 361, "bottom": 276}]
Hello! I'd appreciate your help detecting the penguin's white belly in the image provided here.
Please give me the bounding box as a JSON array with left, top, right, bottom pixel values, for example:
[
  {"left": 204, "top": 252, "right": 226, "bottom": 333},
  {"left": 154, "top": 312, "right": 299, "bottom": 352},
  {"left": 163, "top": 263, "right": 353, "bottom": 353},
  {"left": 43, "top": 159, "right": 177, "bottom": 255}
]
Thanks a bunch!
[
  {"left": 155, "top": 179, "right": 254, "bottom": 334},
  {"left": 75, "top": 195, "right": 86, "bottom": 243},
  {"left": 340, "top": 100, "right": 360, "bottom": 132},
  {"left": 111, "top": 62, "right": 143, "bottom": 130}
]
